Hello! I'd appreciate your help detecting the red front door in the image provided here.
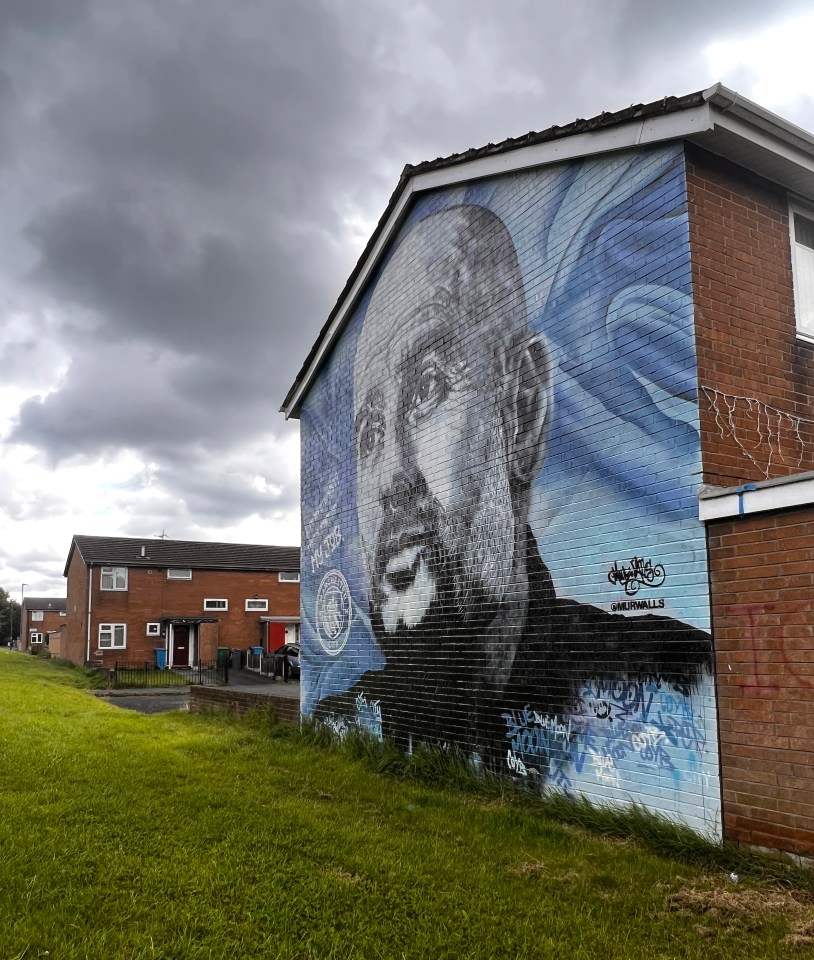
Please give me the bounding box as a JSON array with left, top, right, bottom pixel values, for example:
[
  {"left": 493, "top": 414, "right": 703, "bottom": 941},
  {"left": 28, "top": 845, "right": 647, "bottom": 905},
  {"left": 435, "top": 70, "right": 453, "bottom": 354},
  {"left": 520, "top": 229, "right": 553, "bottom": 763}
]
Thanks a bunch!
[
  {"left": 172, "top": 625, "right": 190, "bottom": 665},
  {"left": 268, "top": 622, "right": 286, "bottom": 652}
]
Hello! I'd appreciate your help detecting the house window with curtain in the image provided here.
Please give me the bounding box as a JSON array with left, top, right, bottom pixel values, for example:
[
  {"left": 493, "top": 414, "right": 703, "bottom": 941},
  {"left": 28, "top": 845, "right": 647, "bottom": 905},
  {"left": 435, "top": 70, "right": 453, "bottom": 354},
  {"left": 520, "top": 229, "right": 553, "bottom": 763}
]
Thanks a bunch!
[
  {"left": 98, "top": 623, "right": 126, "bottom": 649},
  {"left": 100, "top": 567, "right": 128, "bottom": 591}
]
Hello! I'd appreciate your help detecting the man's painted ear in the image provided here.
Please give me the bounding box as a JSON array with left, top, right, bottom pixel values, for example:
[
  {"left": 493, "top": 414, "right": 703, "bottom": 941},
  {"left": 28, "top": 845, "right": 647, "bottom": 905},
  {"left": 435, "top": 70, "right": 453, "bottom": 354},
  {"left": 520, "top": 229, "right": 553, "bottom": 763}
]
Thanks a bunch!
[{"left": 504, "top": 333, "right": 552, "bottom": 485}]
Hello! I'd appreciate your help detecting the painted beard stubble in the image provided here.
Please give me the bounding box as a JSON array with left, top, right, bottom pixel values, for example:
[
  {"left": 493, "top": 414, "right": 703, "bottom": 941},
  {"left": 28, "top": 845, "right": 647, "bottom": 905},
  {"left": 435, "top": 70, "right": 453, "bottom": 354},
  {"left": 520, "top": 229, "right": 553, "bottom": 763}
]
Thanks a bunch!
[{"left": 365, "top": 420, "right": 517, "bottom": 659}]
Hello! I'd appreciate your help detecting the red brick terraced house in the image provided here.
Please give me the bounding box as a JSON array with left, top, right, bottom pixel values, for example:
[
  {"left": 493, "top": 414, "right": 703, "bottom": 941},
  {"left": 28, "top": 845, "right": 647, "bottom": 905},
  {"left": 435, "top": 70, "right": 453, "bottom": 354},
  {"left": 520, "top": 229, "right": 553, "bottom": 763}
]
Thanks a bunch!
[
  {"left": 62, "top": 536, "right": 300, "bottom": 670},
  {"left": 20, "top": 596, "right": 66, "bottom": 652},
  {"left": 283, "top": 84, "right": 814, "bottom": 857}
]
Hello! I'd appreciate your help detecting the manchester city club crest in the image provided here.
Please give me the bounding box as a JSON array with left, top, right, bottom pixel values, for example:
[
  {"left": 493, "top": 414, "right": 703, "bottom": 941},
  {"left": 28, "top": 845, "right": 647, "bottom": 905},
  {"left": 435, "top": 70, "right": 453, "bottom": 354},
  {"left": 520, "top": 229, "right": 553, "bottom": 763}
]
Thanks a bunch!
[{"left": 316, "top": 568, "right": 352, "bottom": 655}]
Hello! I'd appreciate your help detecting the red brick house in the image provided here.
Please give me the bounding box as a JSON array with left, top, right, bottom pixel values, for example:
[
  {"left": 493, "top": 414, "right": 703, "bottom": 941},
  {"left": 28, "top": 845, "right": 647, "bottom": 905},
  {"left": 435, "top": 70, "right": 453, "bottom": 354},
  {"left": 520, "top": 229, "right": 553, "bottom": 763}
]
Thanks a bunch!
[
  {"left": 284, "top": 83, "right": 814, "bottom": 856},
  {"left": 20, "top": 596, "right": 66, "bottom": 652},
  {"left": 62, "top": 536, "right": 300, "bottom": 669}
]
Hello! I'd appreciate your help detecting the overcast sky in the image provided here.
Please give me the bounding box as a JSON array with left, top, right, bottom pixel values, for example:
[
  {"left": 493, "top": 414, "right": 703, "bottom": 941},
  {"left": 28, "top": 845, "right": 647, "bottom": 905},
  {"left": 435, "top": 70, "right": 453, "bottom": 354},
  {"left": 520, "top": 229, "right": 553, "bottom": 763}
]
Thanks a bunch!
[{"left": 2, "top": 0, "right": 814, "bottom": 597}]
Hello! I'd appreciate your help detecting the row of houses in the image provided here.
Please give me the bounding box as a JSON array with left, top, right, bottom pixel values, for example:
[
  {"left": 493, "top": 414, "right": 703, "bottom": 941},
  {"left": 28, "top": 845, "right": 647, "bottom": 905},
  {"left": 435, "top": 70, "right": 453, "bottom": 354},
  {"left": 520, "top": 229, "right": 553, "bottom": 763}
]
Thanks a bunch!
[{"left": 21, "top": 535, "right": 300, "bottom": 669}]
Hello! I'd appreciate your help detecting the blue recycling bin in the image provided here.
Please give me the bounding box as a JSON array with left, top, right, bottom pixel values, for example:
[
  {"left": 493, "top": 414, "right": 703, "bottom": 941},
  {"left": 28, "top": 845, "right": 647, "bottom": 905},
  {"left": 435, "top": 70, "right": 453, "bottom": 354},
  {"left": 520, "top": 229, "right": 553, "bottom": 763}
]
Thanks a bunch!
[{"left": 155, "top": 648, "right": 167, "bottom": 670}]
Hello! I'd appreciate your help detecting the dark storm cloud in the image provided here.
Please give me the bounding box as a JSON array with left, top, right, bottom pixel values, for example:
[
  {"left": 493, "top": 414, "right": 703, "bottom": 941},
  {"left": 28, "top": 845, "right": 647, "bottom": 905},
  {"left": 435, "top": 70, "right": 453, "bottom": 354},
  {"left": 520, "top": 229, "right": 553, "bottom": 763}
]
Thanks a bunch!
[
  {"left": 9, "top": 0, "right": 394, "bottom": 462},
  {"left": 11, "top": 343, "right": 273, "bottom": 461},
  {"left": 44, "top": 4, "right": 375, "bottom": 198},
  {"left": 24, "top": 189, "right": 315, "bottom": 355},
  {"left": 0, "top": 0, "right": 89, "bottom": 44},
  {"left": 0, "top": 69, "right": 15, "bottom": 159}
]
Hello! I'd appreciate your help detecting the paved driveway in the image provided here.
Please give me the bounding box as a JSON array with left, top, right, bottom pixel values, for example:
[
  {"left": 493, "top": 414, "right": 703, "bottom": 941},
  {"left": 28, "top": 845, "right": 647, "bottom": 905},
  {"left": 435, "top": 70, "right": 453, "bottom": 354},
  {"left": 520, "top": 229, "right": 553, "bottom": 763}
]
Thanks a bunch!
[
  {"left": 93, "top": 688, "right": 190, "bottom": 715},
  {"left": 108, "top": 694, "right": 189, "bottom": 714}
]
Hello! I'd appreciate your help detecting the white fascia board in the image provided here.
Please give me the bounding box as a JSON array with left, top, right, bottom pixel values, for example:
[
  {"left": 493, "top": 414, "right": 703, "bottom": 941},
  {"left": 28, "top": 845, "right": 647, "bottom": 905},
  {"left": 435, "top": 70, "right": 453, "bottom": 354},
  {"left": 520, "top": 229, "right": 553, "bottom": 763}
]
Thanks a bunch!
[
  {"left": 709, "top": 110, "right": 814, "bottom": 181},
  {"left": 699, "top": 475, "right": 814, "bottom": 522},
  {"left": 283, "top": 105, "right": 714, "bottom": 419},
  {"left": 412, "top": 107, "right": 714, "bottom": 193}
]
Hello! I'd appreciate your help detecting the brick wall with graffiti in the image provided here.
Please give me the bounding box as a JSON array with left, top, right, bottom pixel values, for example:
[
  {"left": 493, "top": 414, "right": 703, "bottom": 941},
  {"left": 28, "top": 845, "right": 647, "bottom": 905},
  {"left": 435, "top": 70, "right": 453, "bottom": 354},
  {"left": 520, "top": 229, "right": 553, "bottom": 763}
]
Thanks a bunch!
[
  {"left": 300, "top": 143, "right": 721, "bottom": 837},
  {"left": 709, "top": 506, "right": 814, "bottom": 856},
  {"left": 688, "top": 146, "right": 814, "bottom": 486}
]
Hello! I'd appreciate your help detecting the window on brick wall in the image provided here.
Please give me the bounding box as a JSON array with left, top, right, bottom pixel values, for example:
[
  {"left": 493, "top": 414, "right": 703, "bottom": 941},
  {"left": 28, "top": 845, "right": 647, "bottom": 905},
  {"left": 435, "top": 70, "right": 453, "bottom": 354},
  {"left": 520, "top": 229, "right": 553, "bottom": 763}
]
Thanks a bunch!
[
  {"left": 31, "top": 611, "right": 43, "bottom": 622},
  {"left": 278, "top": 572, "right": 300, "bottom": 583},
  {"left": 99, "top": 623, "right": 126, "bottom": 649},
  {"left": 203, "top": 599, "right": 228, "bottom": 611},
  {"left": 30, "top": 631, "right": 44, "bottom": 644},
  {"left": 100, "top": 566, "right": 128, "bottom": 591},
  {"left": 167, "top": 568, "right": 192, "bottom": 580},
  {"left": 245, "top": 598, "right": 269, "bottom": 611},
  {"left": 791, "top": 204, "right": 814, "bottom": 341}
]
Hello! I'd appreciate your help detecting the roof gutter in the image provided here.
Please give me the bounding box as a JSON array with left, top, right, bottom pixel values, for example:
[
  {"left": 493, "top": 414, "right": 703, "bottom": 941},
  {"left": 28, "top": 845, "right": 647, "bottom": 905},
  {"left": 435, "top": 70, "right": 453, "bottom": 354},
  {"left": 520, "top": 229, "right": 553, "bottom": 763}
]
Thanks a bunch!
[{"left": 702, "top": 83, "right": 814, "bottom": 154}]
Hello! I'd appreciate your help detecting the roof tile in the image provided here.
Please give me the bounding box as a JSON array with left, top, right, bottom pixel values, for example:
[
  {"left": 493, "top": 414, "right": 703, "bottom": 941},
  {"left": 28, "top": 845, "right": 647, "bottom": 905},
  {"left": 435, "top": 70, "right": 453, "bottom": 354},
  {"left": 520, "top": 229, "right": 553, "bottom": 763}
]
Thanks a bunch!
[{"left": 66, "top": 535, "right": 300, "bottom": 577}]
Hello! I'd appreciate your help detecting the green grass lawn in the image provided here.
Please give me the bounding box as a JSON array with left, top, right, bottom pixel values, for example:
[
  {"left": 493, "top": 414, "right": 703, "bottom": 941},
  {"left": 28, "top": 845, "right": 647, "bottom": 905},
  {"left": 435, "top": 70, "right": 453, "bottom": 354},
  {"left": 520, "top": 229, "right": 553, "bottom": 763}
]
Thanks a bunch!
[{"left": 1, "top": 651, "right": 813, "bottom": 960}]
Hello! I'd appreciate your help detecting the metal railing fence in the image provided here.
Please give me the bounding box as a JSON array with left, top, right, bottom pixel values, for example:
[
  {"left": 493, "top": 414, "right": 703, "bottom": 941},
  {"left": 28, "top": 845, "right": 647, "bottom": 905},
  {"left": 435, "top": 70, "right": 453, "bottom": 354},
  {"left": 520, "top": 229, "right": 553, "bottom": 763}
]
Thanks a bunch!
[
  {"left": 245, "top": 650, "right": 294, "bottom": 680},
  {"left": 112, "top": 660, "right": 228, "bottom": 689}
]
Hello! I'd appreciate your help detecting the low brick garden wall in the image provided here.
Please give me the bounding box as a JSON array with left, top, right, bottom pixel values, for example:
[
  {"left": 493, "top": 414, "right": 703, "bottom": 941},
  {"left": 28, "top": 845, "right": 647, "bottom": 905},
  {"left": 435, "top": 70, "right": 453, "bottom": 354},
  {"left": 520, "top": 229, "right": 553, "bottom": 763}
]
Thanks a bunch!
[{"left": 189, "top": 686, "right": 300, "bottom": 725}]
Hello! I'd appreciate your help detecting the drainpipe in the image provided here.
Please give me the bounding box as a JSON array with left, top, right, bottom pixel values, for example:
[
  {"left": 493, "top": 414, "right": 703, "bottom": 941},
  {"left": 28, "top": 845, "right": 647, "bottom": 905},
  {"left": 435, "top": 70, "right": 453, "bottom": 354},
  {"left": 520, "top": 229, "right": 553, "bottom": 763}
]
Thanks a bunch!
[{"left": 85, "top": 563, "right": 93, "bottom": 664}]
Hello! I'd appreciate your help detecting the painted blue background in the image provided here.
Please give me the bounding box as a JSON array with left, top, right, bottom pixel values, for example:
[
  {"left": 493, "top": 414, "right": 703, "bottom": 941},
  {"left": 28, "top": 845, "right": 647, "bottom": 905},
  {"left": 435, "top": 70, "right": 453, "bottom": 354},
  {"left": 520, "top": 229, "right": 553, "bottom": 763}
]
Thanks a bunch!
[{"left": 298, "top": 143, "right": 719, "bottom": 835}]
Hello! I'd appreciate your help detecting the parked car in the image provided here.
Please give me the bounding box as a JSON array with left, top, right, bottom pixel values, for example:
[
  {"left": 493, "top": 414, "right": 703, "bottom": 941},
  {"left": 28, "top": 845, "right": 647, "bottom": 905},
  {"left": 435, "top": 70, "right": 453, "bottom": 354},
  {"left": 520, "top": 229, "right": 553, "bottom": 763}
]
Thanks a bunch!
[{"left": 273, "top": 643, "right": 300, "bottom": 680}]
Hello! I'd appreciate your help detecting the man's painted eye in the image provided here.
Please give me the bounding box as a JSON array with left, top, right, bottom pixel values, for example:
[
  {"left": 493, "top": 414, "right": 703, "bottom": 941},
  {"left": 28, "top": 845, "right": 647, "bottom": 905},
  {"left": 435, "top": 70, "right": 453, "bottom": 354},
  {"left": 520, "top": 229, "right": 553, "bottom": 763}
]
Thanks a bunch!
[
  {"left": 410, "top": 364, "right": 447, "bottom": 420},
  {"left": 357, "top": 412, "right": 385, "bottom": 460}
]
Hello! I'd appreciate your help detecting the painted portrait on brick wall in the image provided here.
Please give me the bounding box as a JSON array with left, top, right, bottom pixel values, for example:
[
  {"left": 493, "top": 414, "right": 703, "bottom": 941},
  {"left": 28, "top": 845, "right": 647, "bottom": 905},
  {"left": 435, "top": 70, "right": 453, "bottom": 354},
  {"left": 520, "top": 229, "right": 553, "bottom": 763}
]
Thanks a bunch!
[{"left": 299, "top": 144, "right": 720, "bottom": 835}]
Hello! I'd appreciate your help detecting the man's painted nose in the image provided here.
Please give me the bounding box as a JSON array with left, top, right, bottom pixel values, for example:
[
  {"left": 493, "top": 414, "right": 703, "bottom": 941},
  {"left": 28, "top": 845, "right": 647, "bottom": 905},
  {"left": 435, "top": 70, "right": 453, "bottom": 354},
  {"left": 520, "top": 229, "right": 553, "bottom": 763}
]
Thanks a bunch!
[{"left": 379, "top": 469, "right": 418, "bottom": 516}]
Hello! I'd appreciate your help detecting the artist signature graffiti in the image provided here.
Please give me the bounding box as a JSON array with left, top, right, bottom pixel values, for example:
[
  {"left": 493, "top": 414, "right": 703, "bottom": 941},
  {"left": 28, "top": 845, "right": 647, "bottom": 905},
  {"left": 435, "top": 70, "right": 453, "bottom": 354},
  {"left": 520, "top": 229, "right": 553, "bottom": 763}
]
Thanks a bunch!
[{"left": 607, "top": 556, "right": 666, "bottom": 595}]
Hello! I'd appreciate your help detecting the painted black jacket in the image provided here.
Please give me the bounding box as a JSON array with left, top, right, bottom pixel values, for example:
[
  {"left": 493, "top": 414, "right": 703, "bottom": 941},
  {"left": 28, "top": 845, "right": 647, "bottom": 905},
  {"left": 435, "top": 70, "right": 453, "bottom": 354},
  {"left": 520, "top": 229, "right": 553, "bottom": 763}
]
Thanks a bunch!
[{"left": 312, "top": 530, "right": 712, "bottom": 770}]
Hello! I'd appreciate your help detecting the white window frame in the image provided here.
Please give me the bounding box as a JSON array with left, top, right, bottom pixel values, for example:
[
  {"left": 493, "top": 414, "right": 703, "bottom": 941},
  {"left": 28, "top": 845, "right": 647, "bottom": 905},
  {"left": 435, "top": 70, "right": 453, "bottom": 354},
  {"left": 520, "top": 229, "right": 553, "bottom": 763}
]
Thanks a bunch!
[
  {"left": 100, "top": 566, "right": 128, "bottom": 591},
  {"left": 790, "top": 201, "right": 814, "bottom": 343},
  {"left": 98, "top": 623, "right": 127, "bottom": 650},
  {"left": 31, "top": 610, "right": 43, "bottom": 622},
  {"left": 278, "top": 572, "right": 300, "bottom": 583},
  {"left": 167, "top": 568, "right": 192, "bottom": 580},
  {"left": 146, "top": 622, "right": 161, "bottom": 636},
  {"left": 203, "top": 598, "right": 228, "bottom": 612},
  {"left": 245, "top": 598, "right": 269, "bottom": 611},
  {"left": 29, "top": 631, "right": 44, "bottom": 644}
]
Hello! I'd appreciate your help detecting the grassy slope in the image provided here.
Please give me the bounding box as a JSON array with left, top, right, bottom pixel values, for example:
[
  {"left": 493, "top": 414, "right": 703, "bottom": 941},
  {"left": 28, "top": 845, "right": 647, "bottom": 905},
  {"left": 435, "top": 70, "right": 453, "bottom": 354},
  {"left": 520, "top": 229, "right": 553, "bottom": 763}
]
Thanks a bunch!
[{"left": 0, "top": 652, "right": 811, "bottom": 960}]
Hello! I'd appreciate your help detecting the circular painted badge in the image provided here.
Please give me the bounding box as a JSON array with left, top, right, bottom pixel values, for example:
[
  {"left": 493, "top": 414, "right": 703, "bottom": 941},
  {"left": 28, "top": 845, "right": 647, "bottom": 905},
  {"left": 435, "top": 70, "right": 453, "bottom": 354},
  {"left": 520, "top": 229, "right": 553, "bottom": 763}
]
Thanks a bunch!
[{"left": 315, "top": 568, "right": 352, "bottom": 656}]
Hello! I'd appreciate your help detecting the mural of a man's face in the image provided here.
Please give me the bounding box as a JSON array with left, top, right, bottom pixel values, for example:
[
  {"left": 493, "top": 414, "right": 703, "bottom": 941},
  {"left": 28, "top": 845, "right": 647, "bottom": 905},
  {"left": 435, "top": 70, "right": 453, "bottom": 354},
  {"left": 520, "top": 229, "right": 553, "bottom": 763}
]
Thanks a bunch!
[{"left": 353, "top": 206, "right": 551, "bottom": 653}]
